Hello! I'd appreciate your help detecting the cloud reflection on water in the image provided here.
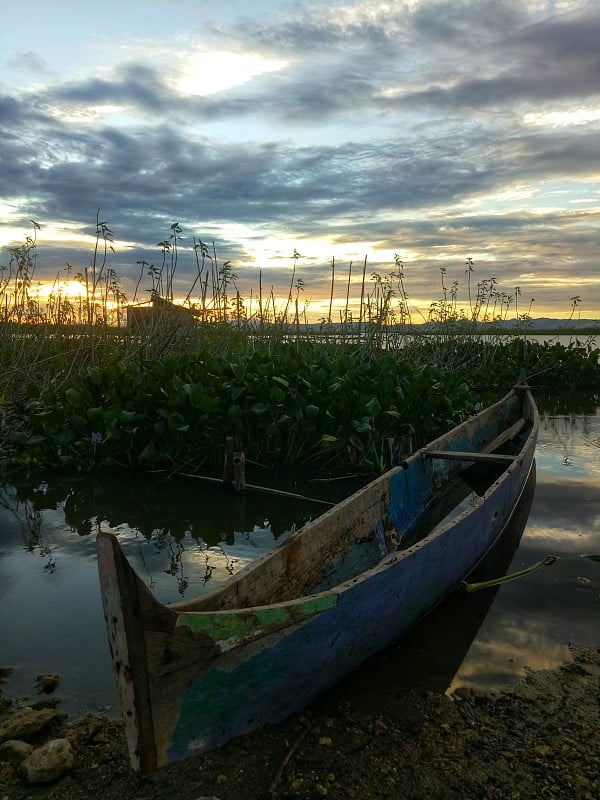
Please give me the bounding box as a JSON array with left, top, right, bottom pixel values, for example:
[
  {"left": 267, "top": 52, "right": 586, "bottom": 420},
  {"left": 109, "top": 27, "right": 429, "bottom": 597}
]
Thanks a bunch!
[
  {"left": 449, "top": 410, "right": 600, "bottom": 692},
  {"left": 527, "top": 483, "right": 600, "bottom": 540}
]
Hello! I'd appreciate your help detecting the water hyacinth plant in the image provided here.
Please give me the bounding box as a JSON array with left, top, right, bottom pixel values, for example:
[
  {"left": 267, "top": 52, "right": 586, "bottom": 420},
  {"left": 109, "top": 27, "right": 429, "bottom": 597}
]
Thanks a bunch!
[{"left": 0, "top": 217, "right": 598, "bottom": 478}]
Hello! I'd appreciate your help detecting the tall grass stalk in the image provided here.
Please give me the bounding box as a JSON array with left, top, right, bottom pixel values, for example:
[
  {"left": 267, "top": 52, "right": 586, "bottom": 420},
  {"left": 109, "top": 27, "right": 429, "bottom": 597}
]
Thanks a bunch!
[{"left": 1, "top": 217, "right": 597, "bottom": 433}]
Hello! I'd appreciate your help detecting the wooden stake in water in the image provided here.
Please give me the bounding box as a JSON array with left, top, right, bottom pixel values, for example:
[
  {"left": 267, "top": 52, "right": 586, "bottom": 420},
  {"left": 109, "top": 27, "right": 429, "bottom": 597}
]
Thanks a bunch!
[
  {"left": 223, "top": 436, "right": 234, "bottom": 485},
  {"left": 233, "top": 452, "right": 246, "bottom": 492}
]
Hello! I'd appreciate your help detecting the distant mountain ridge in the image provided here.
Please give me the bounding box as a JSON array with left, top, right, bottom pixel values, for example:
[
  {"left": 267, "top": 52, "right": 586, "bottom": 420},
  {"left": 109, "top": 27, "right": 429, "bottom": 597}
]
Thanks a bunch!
[
  {"left": 394, "top": 318, "right": 600, "bottom": 331},
  {"left": 474, "top": 318, "right": 600, "bottom": 331},
  {"left": 296, "top": 318, "right": 599, "bottom": 333}
]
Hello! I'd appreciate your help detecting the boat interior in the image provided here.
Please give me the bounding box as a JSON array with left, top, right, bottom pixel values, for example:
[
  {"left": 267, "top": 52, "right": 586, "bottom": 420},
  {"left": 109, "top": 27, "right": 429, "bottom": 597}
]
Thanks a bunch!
[{"left": 170, "top": 390, "right": 535, "bottom": 614}]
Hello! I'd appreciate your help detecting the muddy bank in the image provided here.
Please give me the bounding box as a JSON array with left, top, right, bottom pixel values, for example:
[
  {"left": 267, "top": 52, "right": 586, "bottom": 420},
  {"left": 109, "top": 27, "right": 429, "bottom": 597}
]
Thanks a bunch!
[{"left": 1, "top": 645, "right": 598, "bottom": 800}]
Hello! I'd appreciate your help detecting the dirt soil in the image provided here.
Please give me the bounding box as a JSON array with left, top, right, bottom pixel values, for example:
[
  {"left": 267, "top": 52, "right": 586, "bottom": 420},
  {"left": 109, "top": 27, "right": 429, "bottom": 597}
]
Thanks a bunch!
[{"left": 1, "top": 644, "right": 599, "bottom": 800}]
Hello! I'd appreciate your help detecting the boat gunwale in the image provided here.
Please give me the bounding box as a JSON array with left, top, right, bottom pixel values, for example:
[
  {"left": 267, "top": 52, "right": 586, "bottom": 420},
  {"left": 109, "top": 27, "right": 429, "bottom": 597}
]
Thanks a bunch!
[{"left": 169, "top": 385, "right": 538, "bottom": 619}]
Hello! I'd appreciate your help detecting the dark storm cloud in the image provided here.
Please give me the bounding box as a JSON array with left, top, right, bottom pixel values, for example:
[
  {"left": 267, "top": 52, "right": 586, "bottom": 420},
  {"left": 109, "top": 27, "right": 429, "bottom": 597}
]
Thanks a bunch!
[
  {"left": 0, "top": 94, "right": 59, "bottom": 128},
  {"left": 504, "top": 131, "right": 600, "bottom": 178},
  {"left": 410, "top": 0, "right": 523, "bottom": 44},
  {"left": 510, "top": 9, "right": 600, "bottom": 60},
  {"left": 54, "top": 64, "right": 169, "bottom": 112},
  {"left": 395, "top": 10, "right": 600, "bottom": 109}
]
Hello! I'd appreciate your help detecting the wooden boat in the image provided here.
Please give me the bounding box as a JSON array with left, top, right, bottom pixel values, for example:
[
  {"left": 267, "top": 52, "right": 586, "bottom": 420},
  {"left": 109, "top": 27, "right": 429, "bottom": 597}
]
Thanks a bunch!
[{"left": 97, "top": 382, "right": 538, "bottom": 773}]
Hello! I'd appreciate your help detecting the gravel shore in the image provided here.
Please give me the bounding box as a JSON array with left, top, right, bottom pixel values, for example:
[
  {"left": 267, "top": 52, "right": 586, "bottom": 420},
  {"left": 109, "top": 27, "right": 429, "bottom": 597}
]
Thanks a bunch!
[{"left": 1, "top": 644, "right": 598, "bottom": 800}]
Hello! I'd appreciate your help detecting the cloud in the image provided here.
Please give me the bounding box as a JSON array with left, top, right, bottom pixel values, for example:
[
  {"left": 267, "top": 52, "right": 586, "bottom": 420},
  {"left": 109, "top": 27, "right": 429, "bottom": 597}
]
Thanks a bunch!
[
  {"left": 18, "top": 6, "right": 600, "bottom": 127},
  {"left": 394, "top": 10, "right": 600, "bottom": 109},
  {"left": 411, "top": 0, "right": 524, "bottom": 45},
  {"left": 0, "top": 102, "right": 593, "bottom": 217},
  {"left": 5, "top": 50, "right": 50, "bottom": 75},
  {"left": 1, "top": 105, "right": 597, "bottom": 267},
  {"left": 1, "top": 1, "right": 599, "bottom": 316},
  {"left": 54, "top": 64, "right": 169, "bottom": 113}
]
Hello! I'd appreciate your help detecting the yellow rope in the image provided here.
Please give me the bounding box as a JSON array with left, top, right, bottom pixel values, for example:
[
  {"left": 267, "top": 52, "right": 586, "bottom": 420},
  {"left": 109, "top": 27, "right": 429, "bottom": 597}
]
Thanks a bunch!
[{"left": 460, "top": 553, "right": 600, "bottom": 593}]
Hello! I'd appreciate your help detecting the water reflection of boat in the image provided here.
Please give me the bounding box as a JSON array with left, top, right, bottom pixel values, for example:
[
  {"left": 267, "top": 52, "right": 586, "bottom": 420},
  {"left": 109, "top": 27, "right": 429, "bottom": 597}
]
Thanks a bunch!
[{"left": 97, "top": 383, "right": 538, "bottom": 772}]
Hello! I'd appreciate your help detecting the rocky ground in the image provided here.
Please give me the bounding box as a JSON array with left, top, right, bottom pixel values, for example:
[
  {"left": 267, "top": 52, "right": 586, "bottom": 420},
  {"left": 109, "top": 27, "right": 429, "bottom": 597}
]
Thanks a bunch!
[{"left": 1, "top": 645, "right": 599, "bottom": 800}]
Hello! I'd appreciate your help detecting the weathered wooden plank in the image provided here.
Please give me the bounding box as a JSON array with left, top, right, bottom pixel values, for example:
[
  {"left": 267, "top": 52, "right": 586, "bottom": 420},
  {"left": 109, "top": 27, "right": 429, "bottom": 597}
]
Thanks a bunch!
[
  {"left": 481, "top": 417, "right": 526, "bottom": 453},
  {"left": 422, "top": 417, "right": 526, "bottom": 465},
  {"left": 97, "top": 533, "right": 175, "bottom": 773},
  {"left": 423, "top": 450, "right": 517, "bottom": 464}
]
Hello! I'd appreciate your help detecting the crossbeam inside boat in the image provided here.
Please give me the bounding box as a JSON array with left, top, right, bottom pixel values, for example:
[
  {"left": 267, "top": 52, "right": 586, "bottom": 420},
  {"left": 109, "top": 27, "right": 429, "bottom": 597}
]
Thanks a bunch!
[{"left": 423, "top": 450, "right": 517, "bottom": 464}]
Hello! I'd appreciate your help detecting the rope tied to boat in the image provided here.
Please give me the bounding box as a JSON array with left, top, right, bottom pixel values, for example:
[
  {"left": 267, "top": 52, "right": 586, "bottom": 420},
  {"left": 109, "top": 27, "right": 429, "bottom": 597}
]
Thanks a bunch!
[{"left": 460, "top": 553, "right": 600, "bottom": 593}]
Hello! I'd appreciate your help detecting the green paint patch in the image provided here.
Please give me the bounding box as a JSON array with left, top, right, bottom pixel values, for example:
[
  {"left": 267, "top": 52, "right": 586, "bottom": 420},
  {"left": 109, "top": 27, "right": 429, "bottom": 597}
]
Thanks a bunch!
[{"left": 176, "top": 595, "right": 338, "bottom": 641}]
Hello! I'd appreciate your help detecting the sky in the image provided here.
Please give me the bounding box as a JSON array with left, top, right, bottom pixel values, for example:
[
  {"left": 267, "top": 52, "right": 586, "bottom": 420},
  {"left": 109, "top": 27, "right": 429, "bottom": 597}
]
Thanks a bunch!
[{"left": 1, "top": 0, "right": 599, "bottom": 322}]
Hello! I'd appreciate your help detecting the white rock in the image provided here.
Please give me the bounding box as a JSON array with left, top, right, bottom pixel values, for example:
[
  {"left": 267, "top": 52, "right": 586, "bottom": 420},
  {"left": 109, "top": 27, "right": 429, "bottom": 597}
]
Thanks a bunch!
[{"left": 20, "top": 738, "right": 76, "bottom": 784}]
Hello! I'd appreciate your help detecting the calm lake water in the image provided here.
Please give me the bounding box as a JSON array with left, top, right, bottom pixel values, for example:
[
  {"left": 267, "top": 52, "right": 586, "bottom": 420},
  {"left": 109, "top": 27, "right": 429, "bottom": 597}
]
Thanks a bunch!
[{"left": 1, "top": 407, "right": 599, "bottom": 717}]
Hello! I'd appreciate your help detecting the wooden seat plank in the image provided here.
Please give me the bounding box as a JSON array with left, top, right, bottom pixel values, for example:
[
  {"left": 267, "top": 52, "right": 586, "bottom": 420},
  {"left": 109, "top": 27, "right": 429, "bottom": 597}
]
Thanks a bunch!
[{"left": 423, "top": 450, "right": 517, "bottom": 464}]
